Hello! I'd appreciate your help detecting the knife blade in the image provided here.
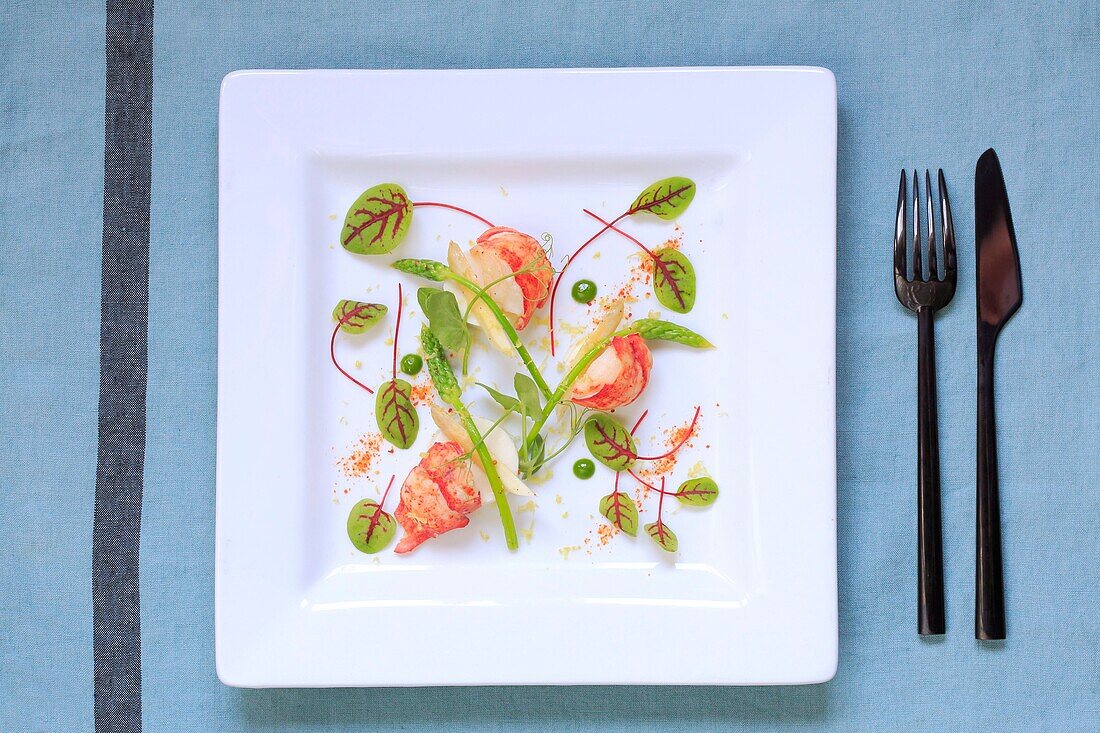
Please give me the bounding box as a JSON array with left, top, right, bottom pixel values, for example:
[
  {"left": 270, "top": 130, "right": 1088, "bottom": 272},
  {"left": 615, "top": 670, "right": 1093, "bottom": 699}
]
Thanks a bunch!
[
  {"left": 974, "top": 147, "right": 1022, "bottom": 640},
  {"left": 976, "top": 150, "right": 1023, "bottom": 329}
]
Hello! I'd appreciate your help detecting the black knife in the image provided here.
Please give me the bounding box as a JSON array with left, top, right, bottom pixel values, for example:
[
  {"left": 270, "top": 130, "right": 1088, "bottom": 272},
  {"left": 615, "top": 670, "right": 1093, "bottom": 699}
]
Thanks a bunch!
[{"left": 974, "top": 148, "right": 1022, "bottom": 640}]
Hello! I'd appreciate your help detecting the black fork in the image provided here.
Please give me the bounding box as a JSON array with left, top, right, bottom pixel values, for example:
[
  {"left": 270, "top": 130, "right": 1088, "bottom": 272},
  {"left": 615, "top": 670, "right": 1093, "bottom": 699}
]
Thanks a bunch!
[{"left": 894, "top": 169, "right": 958, "bottom": 635}]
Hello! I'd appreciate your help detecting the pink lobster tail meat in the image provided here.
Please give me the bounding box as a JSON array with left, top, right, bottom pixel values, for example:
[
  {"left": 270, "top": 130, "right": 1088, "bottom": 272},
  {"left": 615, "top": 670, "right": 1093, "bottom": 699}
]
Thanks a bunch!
[
  {"left": 394, "top": 441, "right": 482, "bottom": 554},
  {"left": 420, "top": 441, "right": 481, "bottom": 515},
  {"left": 569, "top": 334, "right": 653, "bottom": 410},
  {"left": 470, "top": 227, "right": 553, "bottom": 330}
]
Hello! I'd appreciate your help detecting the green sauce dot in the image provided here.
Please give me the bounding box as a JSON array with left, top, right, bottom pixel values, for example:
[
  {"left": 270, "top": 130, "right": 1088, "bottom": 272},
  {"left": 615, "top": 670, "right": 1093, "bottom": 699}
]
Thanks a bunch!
[
  {"left": 571, "top": 279, "right": 597, "bottom": 304},
  {"left": 400, "top": 353, "right": 423, "bottom": 376},
  {"left": 573, "top": 458, "right": 596, "bottom": 479}
]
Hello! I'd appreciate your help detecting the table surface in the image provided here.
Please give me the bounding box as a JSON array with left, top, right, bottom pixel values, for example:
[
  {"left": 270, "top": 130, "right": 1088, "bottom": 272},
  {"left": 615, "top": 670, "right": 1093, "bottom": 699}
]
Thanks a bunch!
[{"left": 2, "top": 1, "right": 1097, "bottom": 731}]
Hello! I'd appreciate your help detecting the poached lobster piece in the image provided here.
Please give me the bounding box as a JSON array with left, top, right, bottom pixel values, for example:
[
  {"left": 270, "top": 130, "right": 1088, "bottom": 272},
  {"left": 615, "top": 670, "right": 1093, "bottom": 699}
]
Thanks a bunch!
[
  {"left": 469, "top": 227, "right": 553, "bottom": 330},
  {"left": 569, "top": 333, "right": 653, "bottom": 410},
  {"left": 394, "top": 441, "right": 482, "bottom": 554}
]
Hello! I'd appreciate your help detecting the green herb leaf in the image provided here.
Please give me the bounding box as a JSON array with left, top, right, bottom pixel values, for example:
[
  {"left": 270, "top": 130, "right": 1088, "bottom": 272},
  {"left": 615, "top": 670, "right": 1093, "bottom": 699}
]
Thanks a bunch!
[
  {"left": 332, "top": 300, "right": 388, "bottom": 334},
  {"left": 394, "top": 258, "right": 449, "bottom": 282},
  {"left": 418, "top": 288, "right": 470, "bottom": 353},
  {"left": 675, "top": 477, "right": 719, "bottom": 506},
  {"left": 347, "top": 499, "right": 397, "bottom": 553},
  {"left": 477, "top": 382, "right": 521, "bottom": 412},
  {"left": 416, "top": 286, "right": 434, "bottom": 312},
  {"left": 599, "top": 491, "right": 639, "bottom": 536},
  {"left": 584, "top": 413, "right": 637, "bottom": 471},
  {"left": 341, "top": 183, "right": 412, "bottom": 254},
  {"left": 629, "top": 318, "right": 713, "bottom": 348},
  {"left": 519, "top": 434, "right": 546, "bottom": 478},
  {"left": 629, "top": 177, "right": 696, "bottom": 220},
  {"left": 644, "top": 521, "right": 678, "bottom": 552},
  {"left": 652, "top": 247, "right": 696, "bottom": 313},
  {"left": 421, "top": 326, "right": 461, "bottom": 405},
  {"left": 514, "top": 373, "right": 542, "bottom": 418},
  {"left": 375, "top": 378, "right": 419, "bottom": 449}
]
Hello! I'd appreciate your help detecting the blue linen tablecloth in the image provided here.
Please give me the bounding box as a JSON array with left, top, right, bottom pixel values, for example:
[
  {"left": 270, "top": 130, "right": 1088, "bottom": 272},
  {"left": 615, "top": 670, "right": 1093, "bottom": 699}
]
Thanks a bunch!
[{"left": 2, "top": 1, "right": 1098, "bottom": 731}]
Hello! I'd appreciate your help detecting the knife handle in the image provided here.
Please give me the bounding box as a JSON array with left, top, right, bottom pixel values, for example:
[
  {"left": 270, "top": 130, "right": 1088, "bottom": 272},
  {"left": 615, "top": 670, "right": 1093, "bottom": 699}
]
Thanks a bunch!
[
  {"left": 917, "top": 308, "right": 945, "bottom": 635},
  {"left": 976, "top": 328, "right": 1006, "bottom": 640}
]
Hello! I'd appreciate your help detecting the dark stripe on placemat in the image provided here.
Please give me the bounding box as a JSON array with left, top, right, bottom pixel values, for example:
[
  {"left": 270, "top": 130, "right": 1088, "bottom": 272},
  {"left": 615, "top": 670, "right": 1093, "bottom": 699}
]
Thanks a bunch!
[{"left": 93, "top": 0, "right": 153, "bottom": 731}]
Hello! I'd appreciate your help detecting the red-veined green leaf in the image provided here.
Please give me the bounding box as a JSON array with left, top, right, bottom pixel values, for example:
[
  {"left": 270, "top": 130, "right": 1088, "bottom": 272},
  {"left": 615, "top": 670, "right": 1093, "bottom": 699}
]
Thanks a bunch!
[
  {"left": 675, "top": 477, "right": 719, "bottom": 506},
  {"left": 347, "top": 499, "right": 396, "bottom": 553},
  {"left": 376, "top": 378, "right": 419, "bottom": 449},
  {"left": 341, "top": 183, "right": 412, "bottom": 254},
  {"left": 644, "top": 520, "right": 678, "bottom": 552},
  {"left": 599, "top": 491, "right": 639, "bottom": 536},
  {"left": 652, "top": 247, "right": 696, "bottom": 313},
  {"left": 629, "top": 177, "right": 696, "bottom": 220},
  {"left": 332, "top": 299, "right": 388, "bottom": 334},
  {"left": 584, "top": 413, "right": 637, "bottom": 471}
]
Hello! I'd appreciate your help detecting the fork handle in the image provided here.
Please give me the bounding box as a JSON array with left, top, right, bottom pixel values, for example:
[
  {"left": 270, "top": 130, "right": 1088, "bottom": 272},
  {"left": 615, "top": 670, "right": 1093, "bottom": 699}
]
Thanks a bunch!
[
  {"left": 917, "top": 307, "right": 945, "bottom": 635},
  {"left": 976, "top": 325, "right": 1005, "bottom": 639}
]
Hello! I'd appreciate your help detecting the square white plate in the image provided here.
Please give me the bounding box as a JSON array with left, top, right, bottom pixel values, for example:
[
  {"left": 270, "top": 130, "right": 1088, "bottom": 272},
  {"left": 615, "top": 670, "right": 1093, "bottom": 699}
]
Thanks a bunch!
[{"left": 216, "top": 67, "right": 837, "bottom": 687}]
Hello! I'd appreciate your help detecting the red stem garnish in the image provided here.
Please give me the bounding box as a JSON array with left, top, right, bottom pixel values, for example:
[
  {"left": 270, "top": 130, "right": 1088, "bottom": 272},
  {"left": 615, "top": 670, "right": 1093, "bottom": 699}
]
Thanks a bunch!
[
  {"left": 582, "top": 209, "right": 656, "bottom": 258},
  {"left": 624, "top": 406, "right": 700, "bottom": 495},
  {"left": 547, "top": 211, "right": 630, "bottom": 354},
  {"left": 626, "top": 468, "right": 678, "bottom": 496},
  {"left": 627, "top": 468, "right": 655, "bottom": 491},
  {"left": 392, "top": 283, "right": 403, "bottom": 380},
  {"left": 330, "top": 320, "right": 375, "bottom": 395},
  {"left": 583, "top": 209, "right": 689, "bottom": 311},
  {"left": 591, "top": 407, "right": 699, "bottom": 471},
  {"left": 589, "top": 420, "right": 640, "bottom": 465},
  {"left": 630, "top": 406, "right": 701, "bottom": 461},
  {"left": 377, "top": 283, "right": 418, "bottom": 445},
  {"left": 610, "top": 409, "right": 651, "bottom": 504},
  {"left": 652, "top": 476, "right": 670, "bottom": 539},
  {"left": 412, "top": 201, "right": 494, "bottom": 229},
  {"left": 550, "top": 181, "right": 694, "bottom": 354},
  {"left": 604, "top": 472, "right": 639, "bottom": 536},
  {"left": 380, "top": 473, "right": 396, "bottom": 508},
  {"left": 358, "top": 475, "right": 397, "bottom": 548}
]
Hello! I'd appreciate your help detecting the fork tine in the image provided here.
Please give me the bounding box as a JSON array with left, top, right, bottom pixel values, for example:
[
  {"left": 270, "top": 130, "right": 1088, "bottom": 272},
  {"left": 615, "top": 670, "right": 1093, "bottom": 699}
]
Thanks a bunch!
[
  {"left": 938, "top": 169, "right": 957, "bottom": 281},
  {"left": 895, "top": 170, "right": 907, "bottom": 278},
  {"left": 912, "top": 170, "right": 922, "bottom": 280},
  {"left": 925, "top": 169, "right": 938, "bottom": 280}
]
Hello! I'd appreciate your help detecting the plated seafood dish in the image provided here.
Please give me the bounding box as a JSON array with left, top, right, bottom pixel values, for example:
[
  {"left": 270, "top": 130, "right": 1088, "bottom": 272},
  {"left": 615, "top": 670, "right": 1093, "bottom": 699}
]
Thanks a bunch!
[{"left": 330, "top": 178, "right": 719, "bottom": 556}]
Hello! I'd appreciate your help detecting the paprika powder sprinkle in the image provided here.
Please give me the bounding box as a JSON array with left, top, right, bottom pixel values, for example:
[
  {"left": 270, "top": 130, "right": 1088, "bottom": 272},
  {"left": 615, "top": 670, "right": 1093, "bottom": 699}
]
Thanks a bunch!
[{"left": 337, "top": 432, "right": 383, "bottom": 478}]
